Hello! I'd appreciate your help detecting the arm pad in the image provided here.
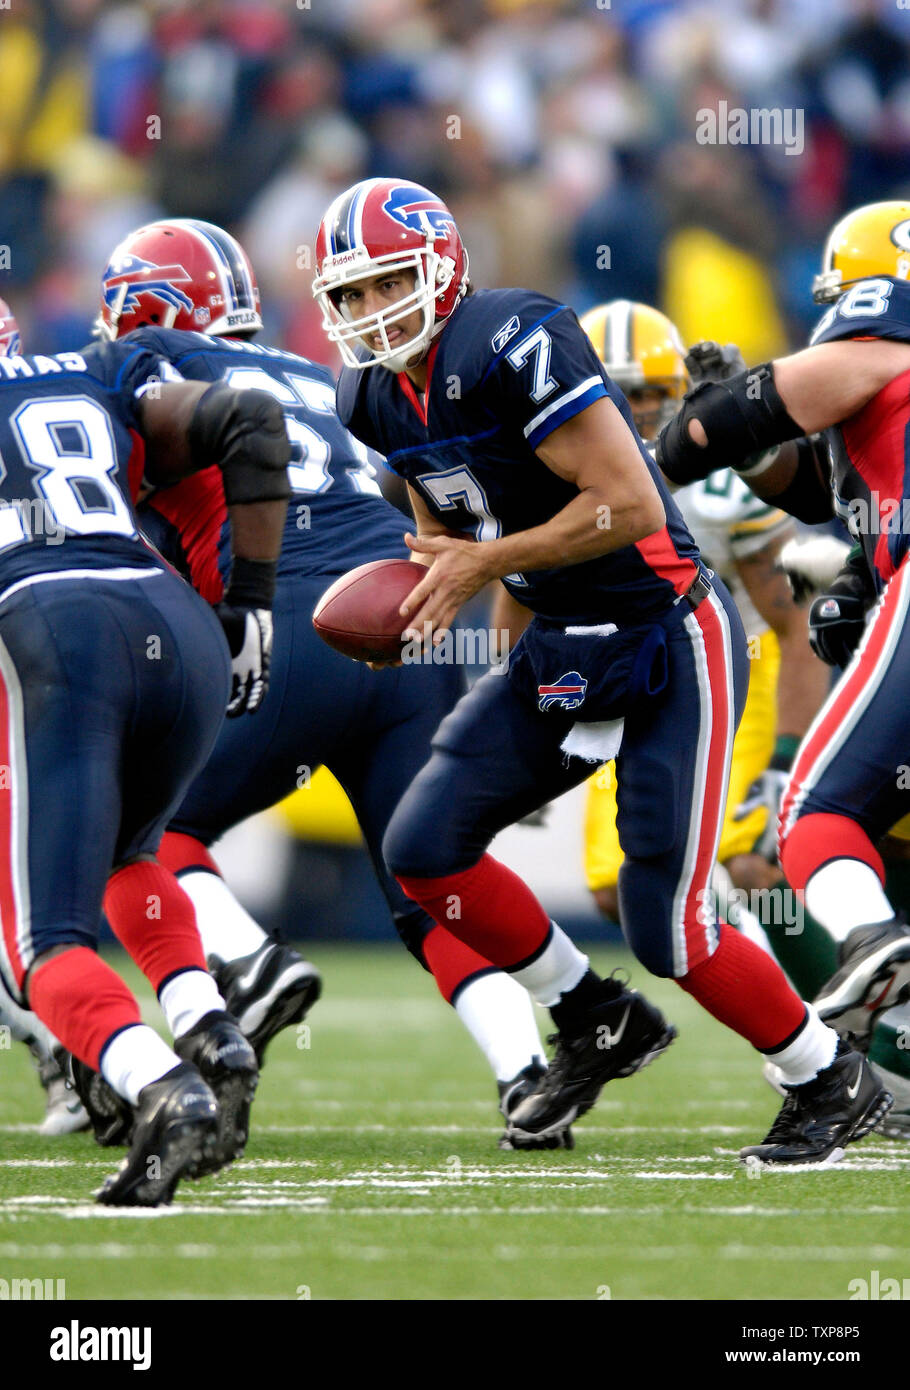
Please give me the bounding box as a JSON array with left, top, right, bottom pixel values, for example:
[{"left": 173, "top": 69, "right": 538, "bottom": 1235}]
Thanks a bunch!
[
  {"left": 188, "top": 383, "right": 292, "bottom": 505},
  {"left": 656, "top": 363, "right": 803, "bottom": 486}
]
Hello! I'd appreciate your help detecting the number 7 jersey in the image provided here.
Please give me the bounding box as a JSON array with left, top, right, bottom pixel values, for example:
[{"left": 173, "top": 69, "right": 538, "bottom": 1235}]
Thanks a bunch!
[
  {"left": 337, "top": 288, "right": 701, "bottom": 626},
  {"left": 0, "top": 339, "right": 175, "bottom": 588}
]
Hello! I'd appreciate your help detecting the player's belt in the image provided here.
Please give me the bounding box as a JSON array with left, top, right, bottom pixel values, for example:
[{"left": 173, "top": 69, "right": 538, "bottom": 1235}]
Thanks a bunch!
[{"left": 677, "top": 567, "right": 713, "bottom": 611}]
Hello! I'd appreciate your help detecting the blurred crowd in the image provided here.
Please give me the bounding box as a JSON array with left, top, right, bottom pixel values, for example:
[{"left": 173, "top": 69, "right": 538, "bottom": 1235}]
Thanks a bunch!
[{"left": 1, "top": 0, "right": 909, "bottom": 366}]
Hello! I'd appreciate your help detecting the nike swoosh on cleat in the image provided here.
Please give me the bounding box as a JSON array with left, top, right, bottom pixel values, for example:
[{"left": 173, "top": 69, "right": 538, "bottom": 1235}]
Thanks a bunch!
[
  {"left": 600, "top": 1002, "right": 632, "bottom": 1051},
  {"left": 846, "top": 1066, "right": 863, "bottom": 1101},
  {"left": 235, "top": 960, "right": 268, "bottom": 993},
  {"left": 866, "top": 980, "right": 894, "bottom": 1013}
]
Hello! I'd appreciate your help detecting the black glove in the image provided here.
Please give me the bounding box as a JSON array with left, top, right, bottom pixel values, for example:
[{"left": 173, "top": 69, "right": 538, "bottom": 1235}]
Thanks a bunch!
[
  {"left": 215, "top": 557, "right": 276, "bottom": 717},
  {"left": 808, "top": 549, "right": 873, "bottom": 668},
  {"left": 684, "top": 340, "right": 747, "bottom": 384}
]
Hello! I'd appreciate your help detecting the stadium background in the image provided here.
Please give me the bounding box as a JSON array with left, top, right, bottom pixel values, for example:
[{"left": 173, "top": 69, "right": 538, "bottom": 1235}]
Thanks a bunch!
[{"left": 4, "top": 0, "right": 909, "bottom": 943}]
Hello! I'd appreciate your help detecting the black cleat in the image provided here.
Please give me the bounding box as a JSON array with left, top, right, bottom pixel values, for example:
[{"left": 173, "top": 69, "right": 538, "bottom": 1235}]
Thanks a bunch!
[
  {"left": 69, "top": 1054, "right": 134, "bottom": 1148},
  {"left": 174, "top": 1011, "right": 258, "bottom": 1174},
  {"left": 96, "top": 1062, "right": 218, "bottom": 1207},
  {"left": 814, "top": 918, "right": 910, "bottom": 1047},
  {"left": 498, "top": 1059, "right": 575, "bottom": 1150},
  {"left": 739, "top": 1039, "right": 893, "bottom": 1166},
  {"left": 211, "top": 942, "right": 321, "bottom": 1065},
  {"left": 505, "top": 982, "right": 676, "bottom": 1143}
]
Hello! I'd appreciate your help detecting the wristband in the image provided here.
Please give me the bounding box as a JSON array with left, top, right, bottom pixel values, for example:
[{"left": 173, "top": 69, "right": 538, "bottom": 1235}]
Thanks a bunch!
[
  {"left": 224, "top": 556, "right": 277, "bottom": 609},
  {"left": 770, "top": 735, "right": 800, "bottom": 772}
]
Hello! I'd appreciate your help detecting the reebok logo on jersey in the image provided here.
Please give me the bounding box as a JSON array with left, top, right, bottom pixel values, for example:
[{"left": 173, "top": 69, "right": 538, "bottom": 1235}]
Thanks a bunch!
[
  {"left": 537, "top": 671, "right": 587, "bottom": 711},
  {"left": 491, "top": 315, "right": 520, "bottom": 354}
]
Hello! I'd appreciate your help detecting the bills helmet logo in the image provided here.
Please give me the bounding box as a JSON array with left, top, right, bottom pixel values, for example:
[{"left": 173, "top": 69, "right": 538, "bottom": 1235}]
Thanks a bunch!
[
  {"left": 102, "top": 254, "right": 194, "bottom": 319},
  {"left": 383, "top": 185, "right": 459, "bottom": 239},
  {"left": 537, "top": 672, "right": 588, "bottom": 712}
]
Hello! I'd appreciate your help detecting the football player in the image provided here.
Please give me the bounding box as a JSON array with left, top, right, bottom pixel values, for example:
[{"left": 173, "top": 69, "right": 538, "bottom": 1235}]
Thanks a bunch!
[
  {"left": 312, "top": 177, "right": 885, "bottom": 1163},
  {"left": 94, "top": 217, "right": 560, "bottom": 1147},
  {"left": 0, "top": 336, "right": 292, "bottom": 1204},
  {"left": 656, "top": 199, "right": 910, "bottom": 1089},
  {"left": 577, "top": 302, "right": 830, "bottom": 984},
  {"left": 772, "top": 519, "right": 910, "bottom": 1135},
  {"left": 0, "top": 297, "right": 91, "bottom": 1136}
]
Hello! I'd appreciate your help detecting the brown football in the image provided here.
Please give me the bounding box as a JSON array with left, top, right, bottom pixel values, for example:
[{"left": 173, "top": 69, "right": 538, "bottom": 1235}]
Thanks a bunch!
[{"left": 312, "top": 558, "right": 428, "bottom": 662}]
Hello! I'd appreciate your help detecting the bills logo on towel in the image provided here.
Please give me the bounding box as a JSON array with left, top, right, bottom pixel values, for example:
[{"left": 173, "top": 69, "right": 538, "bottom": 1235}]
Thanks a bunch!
[{"left": 537, "top": 671, "right": 588, "bottom": 712}]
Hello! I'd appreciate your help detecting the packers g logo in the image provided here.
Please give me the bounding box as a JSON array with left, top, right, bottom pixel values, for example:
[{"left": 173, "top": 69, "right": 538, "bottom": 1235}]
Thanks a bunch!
[{"left": 889, "top": 219, "right": 910, "bottom": 254}]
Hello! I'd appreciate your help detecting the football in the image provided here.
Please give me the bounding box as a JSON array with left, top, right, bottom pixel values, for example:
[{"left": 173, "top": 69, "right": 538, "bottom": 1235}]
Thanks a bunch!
[{"left": 312, "top": 558, "right": 428, "bottom": 662}]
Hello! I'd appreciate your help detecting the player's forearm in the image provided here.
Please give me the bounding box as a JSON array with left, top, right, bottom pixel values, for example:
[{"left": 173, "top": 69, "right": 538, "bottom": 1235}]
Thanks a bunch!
[
  {"left": 227, "top": 498, "right": 288, "bottom": 565},
  {"left": 475, "top": 487, "right": 665, "bottom": 579}
]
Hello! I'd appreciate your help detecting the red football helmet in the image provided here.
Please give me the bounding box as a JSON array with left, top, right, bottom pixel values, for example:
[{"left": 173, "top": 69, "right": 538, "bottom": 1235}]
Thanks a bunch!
[
  {"left": 98, "top": 218, "right": 262, "bottom": 340},
  {"left": 0, "top": 298, "right": 21, "bottom": 357},
  {"left": 313, "top": 177, "right": 469, "bottom": 372}
]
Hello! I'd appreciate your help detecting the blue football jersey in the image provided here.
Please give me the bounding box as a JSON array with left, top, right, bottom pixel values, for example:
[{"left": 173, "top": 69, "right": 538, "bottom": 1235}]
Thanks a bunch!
[
  {"left": 128, "top": 327, "right": 410, "bottom": 585},
  {"left": 337, "top": 289, "right": 700, "bottom": 625},
  {"left": 810, "top": 276, "right": 910, "bottom": 583},
  {"left": 0, "top": 340, "right": 171, "bottom": 587}
]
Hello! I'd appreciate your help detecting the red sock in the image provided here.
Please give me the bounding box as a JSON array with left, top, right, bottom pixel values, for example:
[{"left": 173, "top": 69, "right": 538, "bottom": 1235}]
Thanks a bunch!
[
  {"left": 397, "top": 855, "right": 550, "bottom": 968},
  {"left": 678, "top": 922, "right": 806, "bottom": 1051},
  {"left": 781, "top": 811, "right": 885, "bottom": 895},
  {"left": 28, "top": 946, "right": 141, "bottom": 1071},
  {"left": 104, "top": 860, "right": 207, "bottom": 994},
  {"left": 157, "top": 831, "right": 220, "bottom": 877},
  {"left": 421, "top": 924, "right": 497, "bottom": 1004}
]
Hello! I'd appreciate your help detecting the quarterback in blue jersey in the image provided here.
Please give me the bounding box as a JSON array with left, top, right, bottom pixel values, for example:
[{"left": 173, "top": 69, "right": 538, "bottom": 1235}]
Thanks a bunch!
[
  {"left": 312, "top": 176, "right": 885, "bottom": 1164},
  {"left": 657, "top": 200, "right": 910, "bottom": 1148},
  {"left": 94, "top": 217, "right": 561, "bottom": 1147},
  {"left": 0, "top": 333, "right": 293, "bottom": 1203}
]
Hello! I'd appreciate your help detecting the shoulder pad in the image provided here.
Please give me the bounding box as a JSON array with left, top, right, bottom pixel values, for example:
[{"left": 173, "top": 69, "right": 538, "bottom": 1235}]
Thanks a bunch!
[
  {"left": 335, "top": 365, "right": 368, "bottom": 429},
  {"left": 439, "top": 288, "right": 569, "bottom": 395}
]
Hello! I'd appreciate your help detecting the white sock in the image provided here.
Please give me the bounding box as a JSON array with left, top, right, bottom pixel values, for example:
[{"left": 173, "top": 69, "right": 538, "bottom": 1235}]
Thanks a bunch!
[
  {"left": 158, "top": 968, "right": 225, "bottom": 1039},
  {"left": 805, "top": 860, "right": 893, "bottom": 943},
  {"left": 178, "top": 870, "right": 268, "bottom": 962},
  {"left": 0, "top": 974, "right": 58, "bottom": 1058},
  {"left": 764, "top": 1005, "right": 838, "bottom": 1086},
  {"left": 453, "top": 971, "right": 545, "bottom": 1082},
  {"left": 100, "top": 1024, "right": 182, "bottom": 1106},
  {"left": 509, "top": 924, "right": 589, "bottom": 1007}
]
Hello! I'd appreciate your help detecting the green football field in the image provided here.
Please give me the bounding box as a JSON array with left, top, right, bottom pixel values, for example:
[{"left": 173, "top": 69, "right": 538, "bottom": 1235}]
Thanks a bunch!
[{"left": 2, "top": 944, "right": 909, "bottom": 1302}]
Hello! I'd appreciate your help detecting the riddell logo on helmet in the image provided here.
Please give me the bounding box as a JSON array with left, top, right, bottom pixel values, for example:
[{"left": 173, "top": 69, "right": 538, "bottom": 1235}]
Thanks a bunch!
[{"left": 325, "top": 248, "right": 370, "bottom": 271}]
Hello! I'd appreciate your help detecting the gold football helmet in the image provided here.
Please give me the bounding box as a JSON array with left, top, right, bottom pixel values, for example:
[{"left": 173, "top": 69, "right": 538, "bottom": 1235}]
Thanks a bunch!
[
  {"left": 812, "top": 200, "right": 910, "bottom": 304},
  {"left": 580, "top": 299, "right": 689, "bottom": 439}
]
